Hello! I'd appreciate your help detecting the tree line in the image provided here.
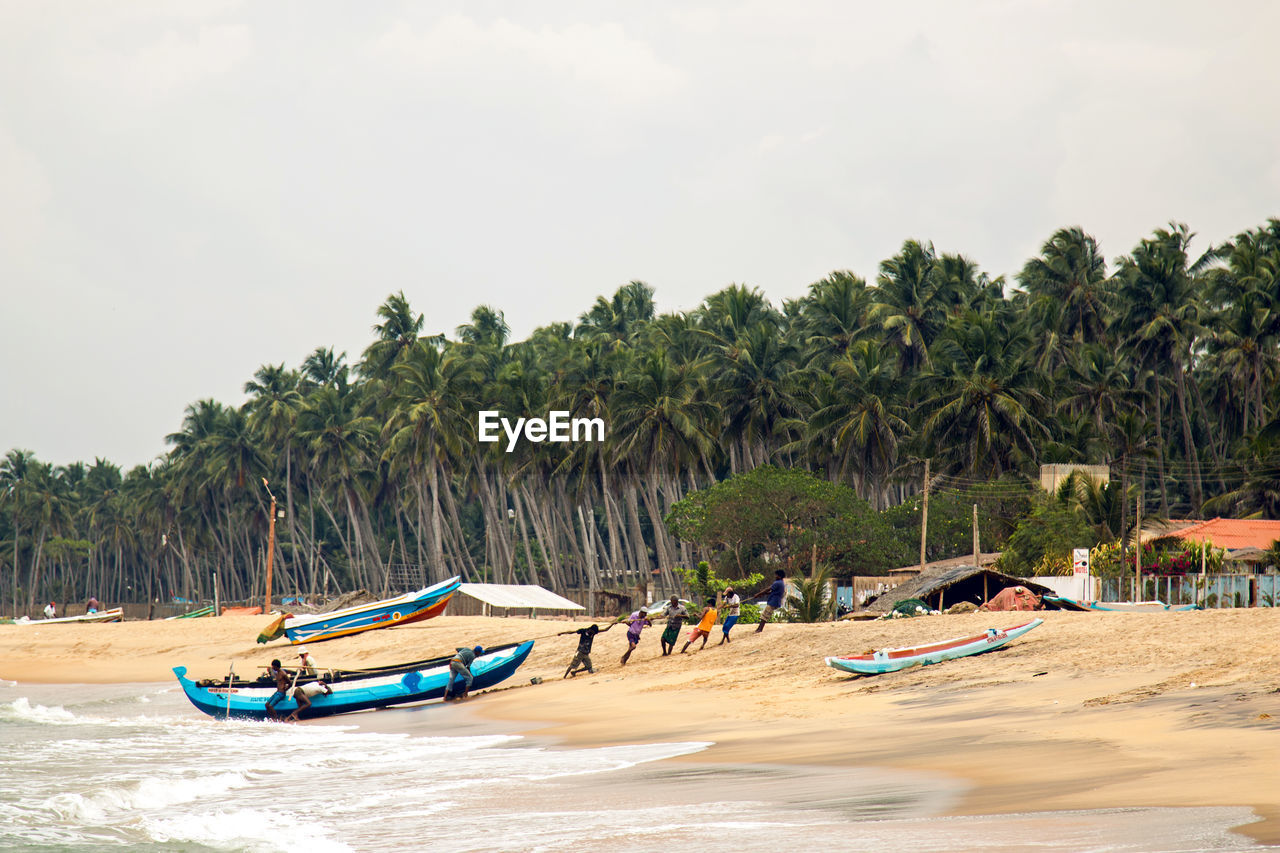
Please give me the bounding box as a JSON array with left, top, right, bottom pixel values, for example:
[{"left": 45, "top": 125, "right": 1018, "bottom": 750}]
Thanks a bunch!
[{"left": 2, "top": 219, "right": 1279, "bottom": 614}]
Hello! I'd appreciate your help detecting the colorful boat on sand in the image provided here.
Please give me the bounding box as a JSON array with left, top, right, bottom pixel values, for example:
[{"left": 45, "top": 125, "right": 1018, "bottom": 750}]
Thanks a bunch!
[
  {"left": 165, "top": 605, "right": 215, "bottom": 620},
  {"left": 12, "top": 608, "right": 124, "bottom": 625},
  {"left": 264, "top": 576, "right": 462, "bottom": 645},
  {"left": 825, "top": 618, "right": 1043, "bottom": 675},
  {"left": 1043, "top": 596, "right": 1198, "bottom": 612},
  {"left": 173, "top": 640, "right": 534, "bottom": 720},
  {"left": 1088, "top": 600, "right": 1198, "bottom": 612}
]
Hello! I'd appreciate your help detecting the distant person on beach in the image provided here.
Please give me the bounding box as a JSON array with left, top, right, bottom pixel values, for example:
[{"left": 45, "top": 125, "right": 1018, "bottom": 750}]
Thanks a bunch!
[
  {"left": 43, "top": 602, "right": 56, "bottom": 619},
  {"left": 86, "top": 597, "right": 100, "bottom": 614},
  {"left": 296, "top": 646, "right": 319, "bottom": 676},
  {"left": 287, "top": 677, "right": 333, "bottom": 721},
  {"left": 659, "top": 596, "right": 689, "bottom": 656},
  {"left": 718, "top": 587, "right": 741, "bottom": 645},
  {"left": 559, "top": 622, "right": 614, "bottom": 677},
  {"left": 754, "top": 570, "right": 787, "bottom": 633},
  {"left": 446, "top": 645, "right": 483, "bottom": 701},
  {"left": 681, "top": 598, "right": 718, "bottom": 653},
  {"left": 620, "top": 609, "right": 652, "bottom": 665},
  {"left": 266, "top": 659, "right": 292, "bottom": 721}
]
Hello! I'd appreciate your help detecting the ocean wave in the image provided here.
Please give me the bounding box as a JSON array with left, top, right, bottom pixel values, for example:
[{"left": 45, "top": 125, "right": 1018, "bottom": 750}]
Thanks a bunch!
[
  {"left": 1, "top": 696, "right": 78, "bottom": 724},
  {"left": 46, "top": 770, "right": 254, "bottom": 822}
]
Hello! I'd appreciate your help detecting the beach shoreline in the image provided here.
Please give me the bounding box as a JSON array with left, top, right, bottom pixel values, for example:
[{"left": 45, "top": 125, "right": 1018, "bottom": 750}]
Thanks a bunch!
[{"left": 4, "top": 609, "right": 1280, "bottom": 845}]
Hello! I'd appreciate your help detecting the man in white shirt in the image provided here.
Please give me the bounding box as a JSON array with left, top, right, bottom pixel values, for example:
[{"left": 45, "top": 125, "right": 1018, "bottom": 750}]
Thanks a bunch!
[{"left": 718, "top": 587, "right": 741, "bottom": 645}]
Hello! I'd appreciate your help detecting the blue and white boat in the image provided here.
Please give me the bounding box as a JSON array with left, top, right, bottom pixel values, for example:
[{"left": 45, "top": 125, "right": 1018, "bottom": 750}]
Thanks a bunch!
[
  {"left": 173, "top": 640, "right": 534, "bottom": 720},
  {"left": 825, "top": 619, "right": 1043, "bottom": 675},
  {"left": 269, "top": 576, "right": 462, "bottom": 644}
]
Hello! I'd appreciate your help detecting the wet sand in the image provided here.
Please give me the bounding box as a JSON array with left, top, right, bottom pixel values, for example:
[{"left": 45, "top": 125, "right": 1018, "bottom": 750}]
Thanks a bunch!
[{"left": 3, "top": 608, "right": 1280, "bottom": 844}]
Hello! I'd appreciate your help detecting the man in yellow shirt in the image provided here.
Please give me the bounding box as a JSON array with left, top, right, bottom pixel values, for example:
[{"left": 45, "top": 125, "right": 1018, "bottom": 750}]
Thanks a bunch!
[{"left": 681, "top": 598, "right": 718, "bottom": 654}]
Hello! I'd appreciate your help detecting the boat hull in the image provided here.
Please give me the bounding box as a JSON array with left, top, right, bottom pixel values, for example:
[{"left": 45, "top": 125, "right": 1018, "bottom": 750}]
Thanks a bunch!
[
  {"left": 825, "top": 619, "right": 1043, "bottom": 675},
  {"left": 1088, "top": 601, "right": 1198, "bottom": 612},
  {"left": 173, "top": 640, "right": 534, "bottom": 720},
  {"left": 14, "top": 608, "right": 124, "bottom": 625},
  {"left": 281, "top": 578, "right": 461, "bottom": 644}
]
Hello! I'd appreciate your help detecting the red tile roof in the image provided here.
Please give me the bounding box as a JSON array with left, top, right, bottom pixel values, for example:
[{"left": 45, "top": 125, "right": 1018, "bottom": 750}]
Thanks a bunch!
[{"left": 1162, "top": 517, "right": 1280, "bottom": 550}]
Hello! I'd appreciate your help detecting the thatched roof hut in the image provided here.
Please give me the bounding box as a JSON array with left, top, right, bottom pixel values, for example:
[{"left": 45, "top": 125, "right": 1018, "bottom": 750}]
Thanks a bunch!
[{"left": 865, "top": 564, "right": 1055, "bottom": 613}]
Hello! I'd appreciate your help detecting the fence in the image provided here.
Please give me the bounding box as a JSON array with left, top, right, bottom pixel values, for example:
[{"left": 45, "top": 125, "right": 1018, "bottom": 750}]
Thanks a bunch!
[{"left": 1098, "top": 574, "right": 1280, "bottom": 608}]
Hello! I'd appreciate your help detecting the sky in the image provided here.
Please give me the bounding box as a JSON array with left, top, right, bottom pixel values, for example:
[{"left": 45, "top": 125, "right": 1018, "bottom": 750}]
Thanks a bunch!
[{"left": 2, "top": 1, "right": 1278, "bottom": 470}]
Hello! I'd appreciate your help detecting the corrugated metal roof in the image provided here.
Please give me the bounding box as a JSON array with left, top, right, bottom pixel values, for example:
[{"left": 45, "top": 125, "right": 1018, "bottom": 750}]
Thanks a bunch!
[{"left": 457, "top": 583, "right": 585, "bottom": 610}]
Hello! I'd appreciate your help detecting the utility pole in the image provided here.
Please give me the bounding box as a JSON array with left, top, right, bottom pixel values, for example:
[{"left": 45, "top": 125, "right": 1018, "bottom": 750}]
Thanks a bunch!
[
  {"left": 1134, "top": 485, "right": 1143, "bottom": 602},
  {"left": 262, "top": 479, "right": 278, "bottom": 615},
  {"left": 919, "top": 459, "right": 931, "bottom": 574},
  {"left": 972, "top": 503, "right": 980, "bottom": 568}
]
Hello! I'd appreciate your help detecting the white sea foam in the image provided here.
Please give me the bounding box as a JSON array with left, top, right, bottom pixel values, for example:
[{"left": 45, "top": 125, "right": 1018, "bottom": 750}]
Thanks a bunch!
[
  {"left": 1, "top": 695, "right": 78, "bottom": 724},
  {"left": 143, "top": 807, "right": 355, "bottom": 852},
  {"left": 47, "top": 771, "right": 254, "bottom": 822},
  {"left": 0, "top": 678, "right": 16, "bottom": 687}
]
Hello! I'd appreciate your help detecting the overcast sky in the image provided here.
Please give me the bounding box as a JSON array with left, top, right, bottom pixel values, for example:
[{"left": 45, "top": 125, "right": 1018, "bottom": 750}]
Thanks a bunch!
[{"left": 2, "top": 1, "right": 1278, "bottom": 470}]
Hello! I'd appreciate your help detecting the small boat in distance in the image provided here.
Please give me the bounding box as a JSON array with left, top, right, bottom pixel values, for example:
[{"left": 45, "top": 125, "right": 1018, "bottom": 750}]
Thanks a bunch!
[
  {"left": 1042, "top": 596, "right": 1198, "bottom": 612},
  {"left": 173, "top": 640, "right": 534, "bottom": 720},
  {"left": 825, "top": 618, "right": 1043, "bottom": 676},
  {"left": 266, "top": 576, "right": 462, "bottom": 645},
  {"left": 13, "top": 608, "right": 124, "bottom": 625},
  {"left": 1087, "top": 600, "right": 1198, "bottom": 612}
]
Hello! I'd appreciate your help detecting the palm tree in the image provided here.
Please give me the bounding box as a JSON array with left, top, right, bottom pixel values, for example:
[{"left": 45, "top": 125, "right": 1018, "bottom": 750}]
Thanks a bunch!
[
  {"left": 916, "top": 308, "right": 1048, "bottom": 479},
  {"left": 361, "top": 291, "right": 427, "bottom": 379},
  {"left": 1113, "top": 223, "right": 1207, "bottom": 513},
  {"left": 798, "top": 341, "right": 909, "bottom": 508},
  {"left": 785, "top": 270, "right": 874, "bottom": 367},
  {"left": 870, "top": 240, "right": 959, "bottom": 374},
  {"left": 301, "top": 347, "right": 350, "bottom": 391},
  {"left": 1018, "top": 227, "right": 1112, "bottom": 366}
]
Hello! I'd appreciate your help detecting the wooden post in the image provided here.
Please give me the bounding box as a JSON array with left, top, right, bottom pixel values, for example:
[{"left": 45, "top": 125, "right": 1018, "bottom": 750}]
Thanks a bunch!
[
  {"left": 972, "top": 503, "right": 980, "bottom": 569},
  {"left": 1134, "top": 487, "right": 1143, "bottom": 602},
  {"left": 919, "top": 459, "right": 930, "bottom": 574},
  {"left": 1199, "top": 540, "right": 1206, "bottom": 607},
  {"left": 264, "top": 492, "right": 278, "bottom": 615},
  {"left": 213, "top": 571, "right": 220, "bottom": 617}
]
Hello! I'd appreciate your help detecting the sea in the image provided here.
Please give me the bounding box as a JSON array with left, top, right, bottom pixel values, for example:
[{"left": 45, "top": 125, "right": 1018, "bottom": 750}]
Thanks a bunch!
[{"left": 0, "top": 679, "right": 1273, "bottom": 853}]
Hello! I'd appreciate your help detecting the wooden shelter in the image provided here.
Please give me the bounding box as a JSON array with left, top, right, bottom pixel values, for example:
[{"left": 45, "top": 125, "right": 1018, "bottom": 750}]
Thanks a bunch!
[{"left": 865, "top": 564, "right": 1055, "bottom": 613}]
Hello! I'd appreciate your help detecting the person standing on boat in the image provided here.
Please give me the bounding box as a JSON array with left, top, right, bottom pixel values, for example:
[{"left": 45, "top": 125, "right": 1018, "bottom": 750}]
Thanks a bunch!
[
  {"left": 446, "top": 645, "right": 483, "bottom": 701},
  {"left": 681, "top": 598, "right": 718, "bottom": 653},
  {"left": 86, "top": 596, "right": 100, "bottom": 614},
  {"left": 265, "top": 659, "right": 292, "bottom": 721},
  {"left": 559, "top": 622, "right": 614, "bottom": 677},
  {"left": 619, "top": 609, "right": 652, "bottom": 666},
  {"left": 43, "top": 602, "right": 56, "bottom": 619},
  {"left": 754, "top": 570, "right": 787, "bottom": 633},
  {"left": 296, "top": 646, "right": 320, "bottom": 676},
  {"left": 718, "top": 587, "right": 741, "bottom": 645},
  {"left": 286, "top": 677, "right": 332, "bottom": 721},
  {"left": 658, "top": 596, "right": 689, "bottom": 656}
]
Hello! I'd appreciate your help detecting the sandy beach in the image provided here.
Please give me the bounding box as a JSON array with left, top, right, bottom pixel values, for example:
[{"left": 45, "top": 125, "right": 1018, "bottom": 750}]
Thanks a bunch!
[{"left": 4, "top": 608, "right": 1280, "bottom": 844}]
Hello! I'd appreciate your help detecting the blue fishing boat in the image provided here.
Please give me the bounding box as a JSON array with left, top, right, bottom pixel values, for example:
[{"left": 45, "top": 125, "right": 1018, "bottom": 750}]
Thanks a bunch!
[
  {"left": 263, "top": 576, "right": 463, "bottom": 644},
  {"left": 825, "top": 619, "right": 1043, "bottom": 675},
  {"left": 173, "top": 640, "right": 535, "bottom": 720}
]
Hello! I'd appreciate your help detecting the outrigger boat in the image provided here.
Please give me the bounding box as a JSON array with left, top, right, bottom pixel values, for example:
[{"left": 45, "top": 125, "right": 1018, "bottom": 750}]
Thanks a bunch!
[
  {"left": 13, "top": 608, "right": 124, "bottom": 625},
  {"left": 173, "top": 639, "right": 534, "bottom": 720},
  {"left": 261, "top": 576, "right": 462, "bottom": 645},
  {"left": 825, "top": 618, "right": 1043, "bottom": 675},
  {"left": 1042, "top": 596, "right": 1198, "bottom": 612},
  {"left": 1087, "top": 600, "right": 1198, "bottom": 612}
]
